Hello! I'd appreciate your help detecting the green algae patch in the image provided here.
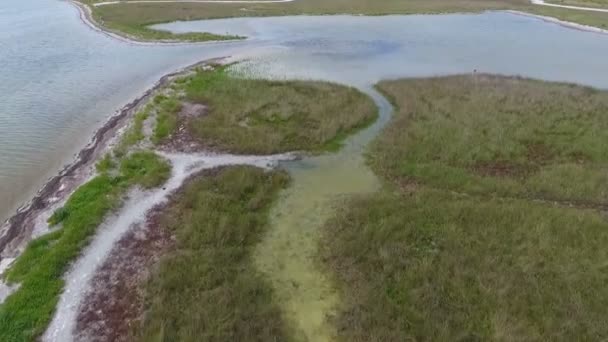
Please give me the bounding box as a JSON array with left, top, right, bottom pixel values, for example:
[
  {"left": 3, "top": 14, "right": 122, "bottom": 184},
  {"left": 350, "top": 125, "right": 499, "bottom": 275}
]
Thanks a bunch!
[
  {"left": 322, "top": 75, "right": 608, "bottom": 341},
  {"left": 134, "top": 166, "right": 292, "bottom": 342},
  {"left": 0, "top": 151, "right": 170, "bottom": 342},
  {"left": 254, "top": 152, "right": 381, "bottom": 342}
]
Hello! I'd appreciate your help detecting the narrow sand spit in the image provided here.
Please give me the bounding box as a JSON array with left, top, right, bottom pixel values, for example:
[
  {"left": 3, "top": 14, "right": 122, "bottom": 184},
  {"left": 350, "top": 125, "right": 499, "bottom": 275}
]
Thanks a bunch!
[{"left": 42, "top": 151, "right": 295, "bottom": 342}]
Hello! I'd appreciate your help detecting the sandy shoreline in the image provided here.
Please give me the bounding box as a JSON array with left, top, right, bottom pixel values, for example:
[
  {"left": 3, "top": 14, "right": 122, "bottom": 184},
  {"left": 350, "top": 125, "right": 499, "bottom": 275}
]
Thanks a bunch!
[
  {"left": 0, "top": 57, "right": 225, "bottom": 268},
  {"left": 506, "top": 10, "right": 608, "bottom": 35}
]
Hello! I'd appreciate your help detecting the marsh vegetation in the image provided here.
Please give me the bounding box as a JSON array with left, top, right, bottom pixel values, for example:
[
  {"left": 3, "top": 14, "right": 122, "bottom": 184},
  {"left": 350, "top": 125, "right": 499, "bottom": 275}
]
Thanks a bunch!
[
  {"left": 321, "top": 75, "right": 608, "bottom": 341},
  {"left": 152, "top": 67, "right": 377, "bottom": 154},
  {"left": 134, "top": 166, "right": 292, "bottom": 341}
]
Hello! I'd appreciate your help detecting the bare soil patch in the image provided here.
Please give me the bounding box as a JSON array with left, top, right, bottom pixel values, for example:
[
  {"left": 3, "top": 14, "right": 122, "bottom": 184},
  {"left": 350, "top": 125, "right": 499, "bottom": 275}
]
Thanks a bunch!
[
  {"left": 75, "top": 202, "right": 173, "bottom": 342},
  {"left": 158, "top": 101, "right": 210, "bottom": 153}
]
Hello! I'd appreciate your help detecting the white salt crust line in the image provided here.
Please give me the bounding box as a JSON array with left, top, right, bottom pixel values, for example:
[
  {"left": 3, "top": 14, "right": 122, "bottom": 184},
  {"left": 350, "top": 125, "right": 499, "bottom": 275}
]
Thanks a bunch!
[{"left": 531, "top": 0, "right": 608, "bottom": 13}]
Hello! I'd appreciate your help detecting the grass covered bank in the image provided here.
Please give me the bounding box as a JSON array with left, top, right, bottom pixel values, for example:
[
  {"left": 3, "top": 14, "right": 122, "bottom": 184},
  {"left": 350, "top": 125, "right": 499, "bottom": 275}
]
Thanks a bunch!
[
  {"left": 321, "top": 75, "right": 608, "bottom": 340},
  {"left": 153, "top": 66, "right": 378, "bottom": 154},
  {"left": 84, "top": 0, "right": 608, "bottom": 42},
  {"left": 0, "top": 151, "right": 170, "bottom": 341},
  {"left": 134, "top": 166, "right": 292, "bottom": 341},
  {"left": 86, "top": 0, "right": 526, "bottom": 42}
]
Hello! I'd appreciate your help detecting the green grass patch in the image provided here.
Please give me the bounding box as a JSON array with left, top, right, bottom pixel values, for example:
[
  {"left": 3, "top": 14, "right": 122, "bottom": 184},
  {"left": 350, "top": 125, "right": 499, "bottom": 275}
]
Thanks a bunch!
[
  {"left": 119, "top": 151, "right": 171, "bottom": 188},
  {"left": 0, "top": 151, "right": 170, "bottom": 342},
  {"left": 321, "top": 75, "right": 608, "bottom": 341},
  {"left": 180, "top": 67, "right": 377, "bottom": 154},
  {"left": 151, "top": 96, "right": 181, "bottom": 145},
  {"left": 371, "top": 75, "right": 608, "bottom": 204},
  {"left": 134, "top": 166, "right": 292, "bottom": 341},
  {"left": 88, "top": 0, "right": 608, "bottom": 43},
  {"left": 115, "top": 106, "right": 150, "bottom": 158},
  {"left": 95, "top": 153, "right": 115, "bottom": 174},
  {"left": 321, "top": 189, "right": 608, "bottom": 341}
]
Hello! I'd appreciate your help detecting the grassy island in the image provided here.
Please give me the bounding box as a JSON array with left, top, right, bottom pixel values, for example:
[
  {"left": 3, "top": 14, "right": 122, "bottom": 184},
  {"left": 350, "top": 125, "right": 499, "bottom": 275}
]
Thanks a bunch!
[{"left": 151, "top": 66, "right": 377, "bottom": 154}]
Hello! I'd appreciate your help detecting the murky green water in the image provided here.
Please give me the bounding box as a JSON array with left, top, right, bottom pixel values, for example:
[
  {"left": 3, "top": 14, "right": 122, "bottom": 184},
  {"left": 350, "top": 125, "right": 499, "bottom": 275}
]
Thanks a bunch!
[{"left": 252, "top": 89, "right": 392, "bottom": 341}]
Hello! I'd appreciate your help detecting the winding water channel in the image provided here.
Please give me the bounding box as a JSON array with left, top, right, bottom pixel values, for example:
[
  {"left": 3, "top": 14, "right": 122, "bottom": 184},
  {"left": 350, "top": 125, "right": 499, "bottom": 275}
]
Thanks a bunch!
[{"left": 3, "top": 1, "right": 608, "bottom": 340}]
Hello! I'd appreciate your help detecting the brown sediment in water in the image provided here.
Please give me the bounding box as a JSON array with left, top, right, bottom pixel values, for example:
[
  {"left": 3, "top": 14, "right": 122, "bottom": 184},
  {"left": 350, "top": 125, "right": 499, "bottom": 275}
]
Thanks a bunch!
[{"left": 0, "top": 58, "right": 226, "bottom": 266}]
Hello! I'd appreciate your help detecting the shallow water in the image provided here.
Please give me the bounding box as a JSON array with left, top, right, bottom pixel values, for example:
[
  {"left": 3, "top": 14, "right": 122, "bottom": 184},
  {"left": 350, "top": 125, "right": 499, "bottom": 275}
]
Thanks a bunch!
[
  {"left": 156, "top": 13, "right": 608, "bottom": 88},
  {"left": 252, "top": 89, "right": 391, "bottom": 341}
]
